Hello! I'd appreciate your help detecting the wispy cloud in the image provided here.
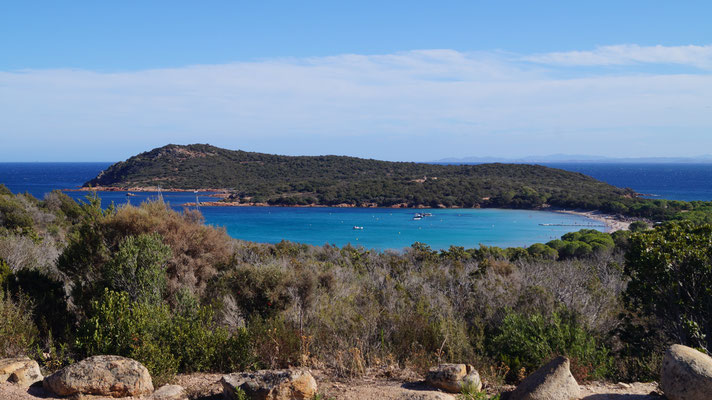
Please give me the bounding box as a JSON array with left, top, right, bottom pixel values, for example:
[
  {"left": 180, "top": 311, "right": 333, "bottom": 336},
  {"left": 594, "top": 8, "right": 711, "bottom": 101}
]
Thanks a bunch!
[
  {"left": 524, "top": 44, "right": 712, "bottom": 69},
  {"left": 1, "top": 46, "right": 711, "bottom": 161}
]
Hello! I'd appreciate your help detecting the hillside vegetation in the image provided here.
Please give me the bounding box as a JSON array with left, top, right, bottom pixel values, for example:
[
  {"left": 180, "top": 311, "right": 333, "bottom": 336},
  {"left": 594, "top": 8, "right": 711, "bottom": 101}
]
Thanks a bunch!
[
  {"left": 2, "top": 186, "right": 712, "bottom": 388},
  {"left": 85, "top": 144, "right": 635, "bottom": 211}
]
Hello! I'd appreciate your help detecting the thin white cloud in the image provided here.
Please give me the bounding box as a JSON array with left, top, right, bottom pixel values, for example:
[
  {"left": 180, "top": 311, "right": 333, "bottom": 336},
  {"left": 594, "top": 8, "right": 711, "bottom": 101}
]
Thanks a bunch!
[
  {"left": 524, "top": 44, "right": 712, "bottom": 69},
  {"left": 1, "top": 47, "right": 711, "bottom": 161}
]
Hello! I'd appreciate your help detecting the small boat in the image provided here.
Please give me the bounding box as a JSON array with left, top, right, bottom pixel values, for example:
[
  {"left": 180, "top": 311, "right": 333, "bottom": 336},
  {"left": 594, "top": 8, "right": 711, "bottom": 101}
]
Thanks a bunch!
[
  {"left": 413, "top": 213, "right": 423, "bottom": 220},
  {"left": 353, "top": 226, "right": 364, "bottom": 230},
  {"left": 422, "top": 212, "right": 433, "bottom": 217},
  {"left": 126, "top": 192, "right": 136, "bottom": 197}
]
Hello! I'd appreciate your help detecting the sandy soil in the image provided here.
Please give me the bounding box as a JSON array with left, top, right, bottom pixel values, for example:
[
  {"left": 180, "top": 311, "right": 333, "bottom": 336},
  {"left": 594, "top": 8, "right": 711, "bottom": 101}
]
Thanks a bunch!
[
  {"left": 552, "top": 209, "right": 633, "bottom": 233},
  {"left": 2, "top": 372, "right": 662, "bottom": 400}
]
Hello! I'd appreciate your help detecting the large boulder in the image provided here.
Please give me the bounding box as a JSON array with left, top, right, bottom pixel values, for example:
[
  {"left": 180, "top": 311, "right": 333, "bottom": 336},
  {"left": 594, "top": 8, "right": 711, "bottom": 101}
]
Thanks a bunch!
[
  {"left": 508, "top": 356, "right": 580, "bottom": 400},
  {"left": 425, "top": 364, "right": 482, "bottom": 393},
  {"left": 43, "top": 355, "right": 153, "bottom": 397},
  {"left": 0, "top": 357, "right": 43, "bottom": 387},
  {"left": 221, "top": 369, "right": 317, "bottom": 400},
  {"left": 661, "top": 344, "right": 712, "bottom": 400},
  {"left": 152, "top": 384, "right": 188, "bottom": 400}
]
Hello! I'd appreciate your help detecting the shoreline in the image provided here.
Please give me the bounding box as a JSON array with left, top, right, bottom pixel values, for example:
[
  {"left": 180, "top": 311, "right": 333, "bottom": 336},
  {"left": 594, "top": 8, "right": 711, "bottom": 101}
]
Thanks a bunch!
[
  {"left": 66, "top": 186, "right": 230, "bottom": 194},
  {"left": 66, "top": 188, "right": 634, "bottom": 232},
  {"left": 551, "top": 208, "right": 632, "bottom": 233}
]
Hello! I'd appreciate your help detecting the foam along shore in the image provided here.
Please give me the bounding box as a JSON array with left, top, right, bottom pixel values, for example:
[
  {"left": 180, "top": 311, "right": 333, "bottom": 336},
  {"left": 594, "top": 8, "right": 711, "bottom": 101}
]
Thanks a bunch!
[{"left": 552, "top": 209, "right": 632, "bottom": 232}]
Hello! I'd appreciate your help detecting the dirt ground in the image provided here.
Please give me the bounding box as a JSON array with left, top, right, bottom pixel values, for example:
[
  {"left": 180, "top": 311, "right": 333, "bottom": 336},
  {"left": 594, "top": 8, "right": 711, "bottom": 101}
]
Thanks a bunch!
[{"left": 1, "top": 372, "right": 662, "bottom": 400}]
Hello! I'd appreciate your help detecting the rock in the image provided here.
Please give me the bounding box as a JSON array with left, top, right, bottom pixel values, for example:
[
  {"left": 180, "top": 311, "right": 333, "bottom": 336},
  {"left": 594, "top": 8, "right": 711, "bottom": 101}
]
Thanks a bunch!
[
  {"left": 0, "top": 357, "right": 43, "bottom": 387},
  {"left": 43, "top": 355, "right": 153, "bottom": 397},
  {"left": 508, "top": 356, "right": 580, "bottom": 400},
  {"left": 660, "top": 344, "right": 712, "bottom": 400},
  {"left": 425, "top": 364, "right": 482, "bottom": 393},
  {"left": 399, "top": 393, "right": 456, "bottom": 400},
  {"left": 221, "top": 369, "right": 317, "bottom": 400},
  {"left": 153, "top": 384, "right": 188, "bottom": 400}
]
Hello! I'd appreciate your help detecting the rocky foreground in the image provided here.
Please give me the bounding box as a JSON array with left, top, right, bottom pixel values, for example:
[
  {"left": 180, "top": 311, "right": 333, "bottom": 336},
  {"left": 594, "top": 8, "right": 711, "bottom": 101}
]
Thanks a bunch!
[{"left": 1, "top": 345, "right": 711, "bottom": 400}]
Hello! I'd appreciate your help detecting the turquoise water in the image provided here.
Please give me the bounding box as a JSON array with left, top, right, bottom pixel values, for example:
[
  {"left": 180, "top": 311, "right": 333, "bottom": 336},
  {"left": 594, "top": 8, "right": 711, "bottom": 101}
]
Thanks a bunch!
[
  {"left": 0, "top": 162, "right": 608, "bottom": 250},
  {"left": 199, "top": 206, "right": 603, "bottom": 250}
]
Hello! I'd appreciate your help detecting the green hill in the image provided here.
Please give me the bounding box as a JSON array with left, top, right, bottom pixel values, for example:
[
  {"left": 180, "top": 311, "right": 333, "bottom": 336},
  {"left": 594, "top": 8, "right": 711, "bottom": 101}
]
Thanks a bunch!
[{"left": 85, "top": 143, "right": 635, "bottom": 209}]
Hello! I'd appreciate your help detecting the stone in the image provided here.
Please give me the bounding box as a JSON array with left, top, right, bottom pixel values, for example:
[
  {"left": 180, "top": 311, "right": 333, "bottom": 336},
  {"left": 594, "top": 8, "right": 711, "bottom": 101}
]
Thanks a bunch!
[
  {"left": 508, "top": 356, "right": 580, "bottom": 400},
  {"left": 152, "top": 384, "right": 188, "bottom": 400},
  {"left": 0, "top": 357, "right": 43, "bottom": 387},
  {"left": 43, "top": 355, "right": 153, "bottom": 397},
  {"left": 425, "top": 363, "right": 482, "bottom": 393},
  {"left": 660, "top": 344, "right": 712, "bottom": 400},
  {"left": 399, "top": 393, "right": 456, "bottom": 400},
  {"left": 221, "top": 369, "right": 317, "bottom": 400}
]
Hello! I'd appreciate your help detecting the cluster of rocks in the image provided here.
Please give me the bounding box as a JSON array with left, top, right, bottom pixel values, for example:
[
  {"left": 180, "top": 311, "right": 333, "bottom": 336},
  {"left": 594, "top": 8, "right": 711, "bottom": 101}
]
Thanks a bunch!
[
  {"left": 424, "top": 344, "right": 712, "bottom": 400},
  {"left": 2, "top": 344, "right": 711, "bottom": 399},
  {"left": 1, "top": 354, "right": 317, "bottom": 400},
  {"left": 425, "top": 357, "right": 579, "bottom": 399}
]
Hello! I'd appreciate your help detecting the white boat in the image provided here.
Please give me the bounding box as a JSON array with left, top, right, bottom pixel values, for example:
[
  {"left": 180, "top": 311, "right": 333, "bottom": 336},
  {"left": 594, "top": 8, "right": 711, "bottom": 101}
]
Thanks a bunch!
[
  {"left": 353, "top": 226, "right": 364, "bottom": 230},
  {"left": 413, "top": 214, "right": 423, "bottom": 220}
]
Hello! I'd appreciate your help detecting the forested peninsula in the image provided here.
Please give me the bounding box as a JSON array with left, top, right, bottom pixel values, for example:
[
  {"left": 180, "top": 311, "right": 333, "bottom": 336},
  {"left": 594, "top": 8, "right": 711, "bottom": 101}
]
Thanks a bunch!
[
  {"left": 86, "top": 144, "right": 633, "bottom": 208},
  {"left": 83, "top": 144, "right": 712, "bottom": 223}
]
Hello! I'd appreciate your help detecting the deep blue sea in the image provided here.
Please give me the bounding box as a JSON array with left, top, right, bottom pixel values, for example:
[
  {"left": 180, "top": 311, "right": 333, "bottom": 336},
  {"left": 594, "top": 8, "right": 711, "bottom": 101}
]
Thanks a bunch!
[
  {"left": 543, "top": 163, "right": 712, "bottom": 202},
  {"left": 2, "top": 162, "right": 709, "bottom": 250}
]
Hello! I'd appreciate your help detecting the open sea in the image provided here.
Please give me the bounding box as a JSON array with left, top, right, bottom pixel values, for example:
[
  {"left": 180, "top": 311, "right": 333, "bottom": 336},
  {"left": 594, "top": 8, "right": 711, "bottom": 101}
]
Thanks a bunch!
[{"left": 1, "top": 162, "right": 710, "bottom": 250}]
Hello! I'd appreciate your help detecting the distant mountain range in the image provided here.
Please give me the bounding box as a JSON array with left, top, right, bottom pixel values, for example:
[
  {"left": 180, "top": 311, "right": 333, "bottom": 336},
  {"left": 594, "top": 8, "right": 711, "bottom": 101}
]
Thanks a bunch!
[{"left": 436, "top": 154, "right": 712, "bottom": 164}]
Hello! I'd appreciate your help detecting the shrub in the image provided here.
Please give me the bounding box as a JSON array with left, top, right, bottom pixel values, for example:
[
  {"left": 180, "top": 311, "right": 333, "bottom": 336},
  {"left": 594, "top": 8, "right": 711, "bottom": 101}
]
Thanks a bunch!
[
  {"left": 0, "top": 289, "right": 38, "bottom": 357},
  {"left": 0, "top": 195, "right": 34, "bottom": 232},
  {"left": 105, "top": 201, "right": 234, "bottom": 296},
  {"left": 5, "top": 269, "right": 73, "bottom": 343},
  {"left": 76, "top": 289, "right": 253, "bottom": 385},
  {"left": 490, "top": 309, "right": 612, "bottom": 382},
  {"left": 628, "top": 221, "right": 650, "bottom": 232},
  {"left": 248, "top": 315, "right": 302, "bottom": 369},
  {"left": 102, "top": 233, "right": 171, "bottom": 304},
  {"left": 527, "top": 243, "right": 558, "bottom": 260},
  {"left": 625, "top": 221, "right": 712, "bottom": 351},
  {"left": 0, "top": 258, "right": 10, "bottom": 287}
]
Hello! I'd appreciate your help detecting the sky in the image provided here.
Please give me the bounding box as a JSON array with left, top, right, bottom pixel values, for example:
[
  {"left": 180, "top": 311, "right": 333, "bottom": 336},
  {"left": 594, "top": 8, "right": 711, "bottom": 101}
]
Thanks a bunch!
[{"left": 1, "top": 1, "right": 711, "bottom": 162}]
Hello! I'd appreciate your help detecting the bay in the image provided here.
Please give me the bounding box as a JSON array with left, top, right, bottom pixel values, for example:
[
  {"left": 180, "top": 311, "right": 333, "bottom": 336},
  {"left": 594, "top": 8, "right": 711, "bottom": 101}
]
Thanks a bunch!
[{"left": 12, "top": 161, "right": 712, "bottom": 249}]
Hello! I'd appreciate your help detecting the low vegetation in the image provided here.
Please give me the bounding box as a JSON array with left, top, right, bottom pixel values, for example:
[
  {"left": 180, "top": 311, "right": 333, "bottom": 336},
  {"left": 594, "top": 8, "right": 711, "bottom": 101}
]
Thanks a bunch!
[{"left": 0, "top": 184, "right": 710, "bottom": 387}]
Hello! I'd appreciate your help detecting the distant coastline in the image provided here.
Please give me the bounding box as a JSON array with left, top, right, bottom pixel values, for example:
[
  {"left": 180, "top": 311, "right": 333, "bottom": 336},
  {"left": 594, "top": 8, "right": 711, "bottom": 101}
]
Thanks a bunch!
[{"left": 67, "top": 187, "right": 637, "bottom": 231}]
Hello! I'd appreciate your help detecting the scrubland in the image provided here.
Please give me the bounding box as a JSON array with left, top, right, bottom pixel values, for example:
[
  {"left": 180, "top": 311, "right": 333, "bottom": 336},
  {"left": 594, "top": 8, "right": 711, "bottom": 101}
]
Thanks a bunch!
[{"left": 0, "top": 185, "right": 708, "bottom": 391}]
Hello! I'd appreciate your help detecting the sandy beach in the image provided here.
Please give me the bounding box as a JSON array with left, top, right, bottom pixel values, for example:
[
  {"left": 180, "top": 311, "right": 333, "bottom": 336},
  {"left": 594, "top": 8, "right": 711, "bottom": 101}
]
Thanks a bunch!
[{"left": 552, "top": 209, "right": 632, "bottom": 232}]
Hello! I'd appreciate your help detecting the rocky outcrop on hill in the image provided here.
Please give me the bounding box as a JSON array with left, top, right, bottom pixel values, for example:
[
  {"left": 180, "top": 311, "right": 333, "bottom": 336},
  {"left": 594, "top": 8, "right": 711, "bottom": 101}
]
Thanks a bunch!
[
  {"left": 221, "top": 369, "right": 317, "bottom": 400},
  {"left": 0, "top": 358, "right": 43, "bottom": 387},
  {"left": 43, "top": 355, "right": 154, "bottom": 397},
  {"left": 660, "top": 344, "right": 712, "bottom": 400},
  {"left": 425, "top": 363, "right": 482, "bottom": 393},
  {"left": 508, "top": 356, "right": 580, "bottom": 400}
]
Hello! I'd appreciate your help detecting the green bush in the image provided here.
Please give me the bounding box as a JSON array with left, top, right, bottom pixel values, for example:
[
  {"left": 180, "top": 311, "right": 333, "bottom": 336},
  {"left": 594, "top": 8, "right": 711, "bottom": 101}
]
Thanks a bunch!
[
  {"left": 526, "top": 243, "right": 558, "bottom": 260},
  {"left": 490, "top": 309, "right": 612, "bottom": 382},
  {"left": 102, "top": 233, "right": 171, "bottom": 304},
  {"left": 0, "top": 258, "right": 10, "bottom": 288},
  {"left": 5, "top": 269, "right": 73, "bottom": 343},
  {"left": 0, "top": 195, "right": 34, "bottom": 232},
  {"left": 77, "top": 289, "right": 254, "bottom": 385},
  {"left": 625, "top": 221, "right": 712, "bottom": 351},
  {"left": 0, "top": 289, "right": 38, "bottom": 357}
]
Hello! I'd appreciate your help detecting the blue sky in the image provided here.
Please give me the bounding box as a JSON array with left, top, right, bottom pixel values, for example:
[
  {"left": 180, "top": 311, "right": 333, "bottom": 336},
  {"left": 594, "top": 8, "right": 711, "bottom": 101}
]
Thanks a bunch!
[{"left": 1, "top": 1, "right": 711, "bottom": 161}]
